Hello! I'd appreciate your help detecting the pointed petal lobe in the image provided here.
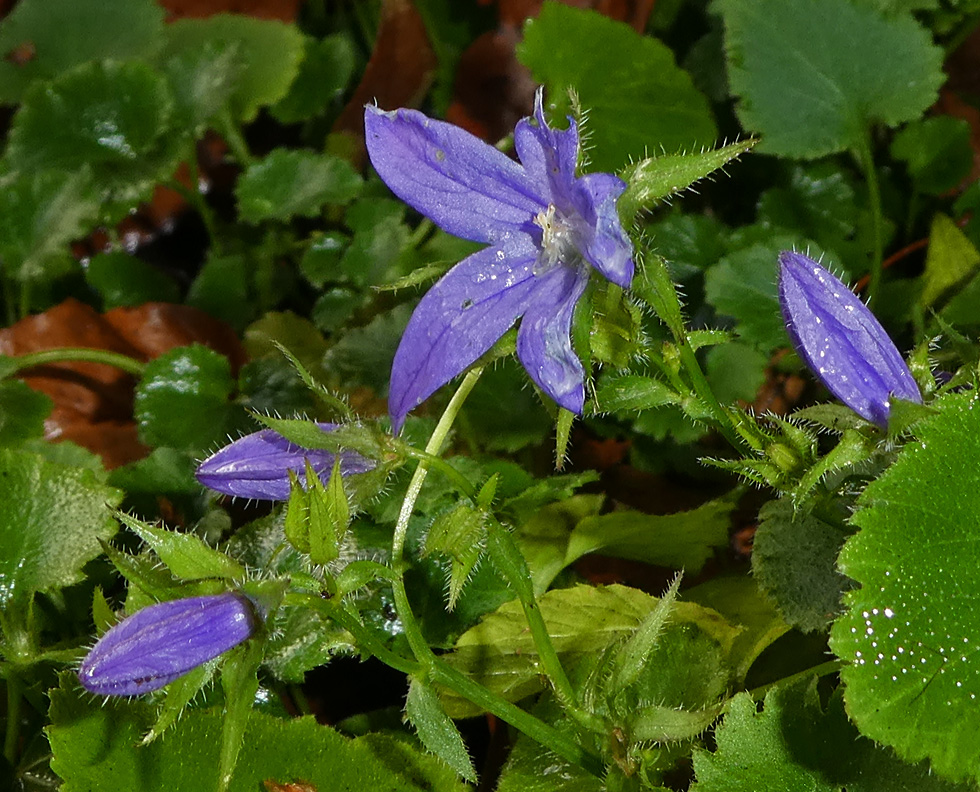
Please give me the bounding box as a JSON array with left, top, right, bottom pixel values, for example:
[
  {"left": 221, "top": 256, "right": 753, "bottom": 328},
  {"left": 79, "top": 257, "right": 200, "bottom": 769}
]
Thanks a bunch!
[
  {"left": 390, "top": 236, "right": 540, "bottom": 431},
  {"left": 572, "top": 172, "right": 633, "bottom": 288},
  {"left": 365, "top": 105, "right": 545, "bottom": 244},
  {"left": 514, "top": 87, "right": 580, "bottom": 209},
  {"left": 516, "top": 263, "right": 590, "bottom": 414}
]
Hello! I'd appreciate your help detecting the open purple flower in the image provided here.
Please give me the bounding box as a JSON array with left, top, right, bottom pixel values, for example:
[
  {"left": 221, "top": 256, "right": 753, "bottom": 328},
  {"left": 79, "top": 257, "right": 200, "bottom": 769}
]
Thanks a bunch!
[
  {"left": 79, "top": 593, "right": 256, "bottom": 696},
  {"left": 364, "top": 88, "right": 634, "bottom": 431},
  {"left": 778, "top": 251, "right": 921, "bottom": 427},
  {"left": 196, "top": 422, "right": 375, "bottom": 501}
]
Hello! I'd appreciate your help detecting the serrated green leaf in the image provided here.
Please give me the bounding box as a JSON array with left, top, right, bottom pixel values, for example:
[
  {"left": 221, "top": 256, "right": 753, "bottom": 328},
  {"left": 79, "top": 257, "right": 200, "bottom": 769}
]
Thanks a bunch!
[
  {"left": 0, "top": 379, "right": 51, "bottom": 447},
  {"left": 322, "top": 304, "right": 412, "bottom": 393},
  {"left": 0, "top": 449, "right": 122, "bottom": 606},
  {"left": 0, "top": 168, "right": 99, "bottom": 283},
  {"left": 7, "top": 61, "right": 178, "bottom": 209},
  {"left": 892, "top": 117, "right": 974, "bottom": 196},
  {"left": 134, "top": 345, "right": 240, "bottom": 454},
  {"left": 831, "top": 392, "right": 980, "bottom": 782},
  {"left": 236, "top": 149, "right": 362, "bottom": 223},
  {"left": 619, "top": 138, "right": 756, "bottom": 225},
  {"left": 719, "top": 0, "right": 944, "bottom": 157},
  {"left": 405, "top": 678, "right": 477, "bottom": 782},
  {"left": 48, "top": 674, "right": 465, "bottom": 792},
  {"left": 692, "top": 679, "right": 962, "bottom": 791},
  {"left": 86, "top": 251, "right": 180, "bottom": 309},
  {"left": 518, "top": 2, "right": 716, "bottom": 173},
  {"left": 0, "top": 0, "right": 164, "bottom": 103},
  {"left": 118, "top": 512, "right": 246, "bottom": 581},
  {"left": 440, "top": 584, "right": 737, "bottom": 718},
  {"left": 566, "top": 495, "right": 734, "bottom": 573},
  {"left": 270, "top": 34, "right": 356, "bottom": 123},
  {"left": 754, "top": 500, "right": 853, "bottom": 633},
  {"left": 160, "top": 16, "right": 305, "bottom": 123},
  {"left": 920, "top": 214, "right": 980, "bottom": 310}
]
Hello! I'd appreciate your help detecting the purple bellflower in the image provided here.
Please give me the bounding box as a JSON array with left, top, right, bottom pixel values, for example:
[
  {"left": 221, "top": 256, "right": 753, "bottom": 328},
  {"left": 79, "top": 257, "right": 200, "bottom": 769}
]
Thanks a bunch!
[
  {"left": 364, "top": 88, "right": 634, "bottom": 431},
  {"left": 78, "top": 593, "right": 256, "bottom": 696},
  {"left": 778, "top": 251, "right": 922, "bottom": 428},
  {"left": 195, "top": 422, "right": 375, "bottom": 501}
]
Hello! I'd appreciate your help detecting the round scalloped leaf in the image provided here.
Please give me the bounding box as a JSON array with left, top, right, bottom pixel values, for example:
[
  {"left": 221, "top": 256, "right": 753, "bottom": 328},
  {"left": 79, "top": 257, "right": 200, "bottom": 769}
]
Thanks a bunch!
[
  {"left": 6, "top": 61, "right": 177, "bottom": 209},
  {"left": 0, "top": 0, "right": 164, "bottom": 103},
  {"left": 159, "top": 16, "right": 304, "bottom": 123},
  {"left": 718, "top": 0, "right": 944, "bottom": 158},
  {"left": 830, "top": 392, "right": 980, "bottom": 782}
]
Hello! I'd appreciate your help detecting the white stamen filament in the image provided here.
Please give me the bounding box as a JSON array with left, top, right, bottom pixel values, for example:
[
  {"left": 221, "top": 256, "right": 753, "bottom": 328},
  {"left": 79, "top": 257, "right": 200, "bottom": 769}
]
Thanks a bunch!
[{"left": 533, "top": 203, "right": 580, "bottom": 274}]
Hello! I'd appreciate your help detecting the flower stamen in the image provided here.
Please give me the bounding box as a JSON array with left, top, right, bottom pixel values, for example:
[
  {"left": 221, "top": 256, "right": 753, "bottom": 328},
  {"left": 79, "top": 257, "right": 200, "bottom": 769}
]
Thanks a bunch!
[{"left": 534, "top": 203, "right": 579, "bottom": 273}]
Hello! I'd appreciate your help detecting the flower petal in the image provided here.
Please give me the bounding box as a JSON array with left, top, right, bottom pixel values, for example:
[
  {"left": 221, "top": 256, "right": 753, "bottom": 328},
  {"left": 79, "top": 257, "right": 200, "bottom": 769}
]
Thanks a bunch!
[
  {"left": 196, "top": 422, "right": 374, "bottom": 501},
  {"left": 79, "top": 593, "right": 256, "bottom": 696},
  {"left": 571, "top": 172, "right": 634, "bottom": 288},
  {"left": 779, "top": 251, "right": 921, "bottom": 427},
  {"left": 390, "top": 237, "right": 540, "bottom": 431},
  {"left": 365, "top": 104, "right": 545, "bottom": 244},
  {"left": 513, "top": 87, "right": 579, "bottom": 209},
  {"left": 516, "top": 263, "right": 590, "bottom": 414}
]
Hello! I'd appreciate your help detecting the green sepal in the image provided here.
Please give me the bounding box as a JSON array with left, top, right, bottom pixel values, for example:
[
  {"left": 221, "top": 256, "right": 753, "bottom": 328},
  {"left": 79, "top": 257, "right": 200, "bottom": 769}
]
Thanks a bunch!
[
  {"left": 618, "top": 138, "right": 757, "bottom": 226},
  {"left": 117, "top": 511, "right": 246, "bottom": 581},
  {"left": 141, "top": 663, "right": 215, "bottom": 745},
  {"left": 424, "top": 501, "right": 488, "bottom": 611},
  {"left": 611, "top": 574, "right": 682, "bottom": 694},
  {"left": 217, "top": 637, "right": 264, "bottom": 792},
  {"left": 307, "top": 457, "right": 351, "bottom": 567}
]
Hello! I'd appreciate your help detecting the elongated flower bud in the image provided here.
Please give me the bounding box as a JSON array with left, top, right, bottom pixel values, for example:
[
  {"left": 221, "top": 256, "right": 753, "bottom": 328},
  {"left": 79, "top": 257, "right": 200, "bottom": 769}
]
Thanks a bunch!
[
  {"left": 778, "top": 251, "right": 921, "bottom": 427},
  {"left": 79, "top": 593, "right": 256, "bottom": 696},
  {"left": 195, "top": 422, "right": 375, "bottom": 501}
]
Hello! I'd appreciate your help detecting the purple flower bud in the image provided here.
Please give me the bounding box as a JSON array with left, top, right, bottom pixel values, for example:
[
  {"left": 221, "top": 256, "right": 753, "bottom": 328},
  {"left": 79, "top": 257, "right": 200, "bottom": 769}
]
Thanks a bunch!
[
  {"left": 778, "top": 251, "right": 922, "bottom": 427},
  {"left": 78, "top": 593, "right": 257, "bottom": 696},
  {"left": 195, "top": 422, "right": 375, "bottom": 501}
]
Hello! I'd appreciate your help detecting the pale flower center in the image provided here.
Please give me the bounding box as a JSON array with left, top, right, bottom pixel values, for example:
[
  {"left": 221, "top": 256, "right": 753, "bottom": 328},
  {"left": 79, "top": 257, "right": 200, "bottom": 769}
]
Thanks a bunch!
[{"left": 533, "top": 204, "right": 581, "bottom": 274}]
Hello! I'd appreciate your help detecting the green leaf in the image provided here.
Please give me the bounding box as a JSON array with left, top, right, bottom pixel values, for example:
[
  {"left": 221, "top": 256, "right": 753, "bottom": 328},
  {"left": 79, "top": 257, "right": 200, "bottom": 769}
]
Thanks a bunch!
[
  {"left": 719, "top": 0, "right": 944, "bottom": 157},
  {"left": 186, "top": 253, "right": 252, "bottom": 331},
  {"left": 0, "top": 380, "right": 51, "bottom": 447},
  {"left": 830, "top": 393, "right": 980, "bottom": 782},
  {"left": 86, "top": 251, "right": 180, "bottom": 309},
  {"left": 7, "top": 61, "right": 178, "bottom": 209},
  {"left": 157, "top": 40, "right": 243, "bottom": 135},
  {"left": 0, "top": 0, "right": 164, "bottom": 103},
  {"left": 48, "top": 674, "right": 466, "bottom": 792},
  {"left": 754, "top": 500, "right": 853, "bottom": 633},
  {"left": 440, "top": 584, "right": 737, "bottom": 718},
  {"left": 134, "top": 345, "right": 240, "bottom": 454},
  {"left": 405, "top": 678, "right": 477, "bottom": 782},
  {"left": 920, "top": 214, "right": 980, "bottom": 310},
  {"left": 704, "top": 238, "right": 799, "bottom": 352},
  {"left": 0, "top": 449, "right": 122, "bottom": 606},
  {"left": 612, "top": 574, "right": 682, "bottom": 692},
  {"left": 892, "top": 117, "right": 974, "bottom": 196},
  {"left": 686, "top": 574, "right": 790, "bottom": 681},
  {"left": 619, "top": 138, "right": 757, "bottom": 225},
  {"left": 160, "top": 16, "right": 305, "bottom": 123},
  {"left": 566, "top": 495, "right": 735, "bottom": 573},
  {"left": 107, "top": 448, "right": 201, "bottom": 497},
  {"left": 300, "top": 232, "right": 348, "bottom": 288},
  {"left": 322, "top": 304, "right": 412, "bottom": 393},
  {"left": 518, "top": 2, "right": 717, "bottom": 174},
  {"left": 0, "top": 169, "right": 99, "bottom": 283},
  {"left": 705, "top": 342, "right": 768, "bottom": 403},
  {"left": 271, "top": 34, "right": 356, "bottom": 123},
  {"left": 236, "top": 149, "right": 362, "bottom": 223},
  {"left": 691, "top": 679, "right": 962, "bottom": 791},
  {"left": 118, "top": 512, "right": 246, "bottom": 581}
]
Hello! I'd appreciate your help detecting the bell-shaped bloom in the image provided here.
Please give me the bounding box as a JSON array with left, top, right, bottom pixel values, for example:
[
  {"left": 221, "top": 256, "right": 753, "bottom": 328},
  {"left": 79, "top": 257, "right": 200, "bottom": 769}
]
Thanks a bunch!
[
  {"left": 79, "top": 593, "right": 256, "bottom": 696},
  {"left": 195, "top": 422, "right": 375, "bottom": 501},
  {"left": 364, "top": 88, "right": 634, "bottom": 431},
  {"left": 778, "top": 251, "right": 921, "bottom": 427}
]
